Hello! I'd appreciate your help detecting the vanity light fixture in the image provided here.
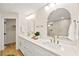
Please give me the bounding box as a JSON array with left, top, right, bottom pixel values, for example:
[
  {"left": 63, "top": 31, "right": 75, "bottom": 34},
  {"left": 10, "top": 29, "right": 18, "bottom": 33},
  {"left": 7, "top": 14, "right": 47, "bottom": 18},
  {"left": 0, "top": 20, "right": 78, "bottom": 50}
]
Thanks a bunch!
[
  {"left": 44, "top": 3, "right": 56, "bottom": 11},
  {"left": 44, "top": 5, "right": 49, "bottom": 11},
  {"left": 48, "top": 24, "right": 51, "bottom": 27},
  {"left": 49, "top": 3, "right": 55, "bottom": 7},
  {"left": 26, "top": 14, "right": 35, "bottom": 19}
]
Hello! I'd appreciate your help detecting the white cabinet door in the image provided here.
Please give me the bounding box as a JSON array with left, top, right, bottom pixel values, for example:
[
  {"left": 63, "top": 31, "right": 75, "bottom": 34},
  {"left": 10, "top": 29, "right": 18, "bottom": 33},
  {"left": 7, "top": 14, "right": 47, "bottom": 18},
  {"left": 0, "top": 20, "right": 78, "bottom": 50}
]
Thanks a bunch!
[
  {"left": 19, "top": 37, "right": 58, "bottom": 56},
  {"left": 19, "top": 38, "right": 25, "bottom": 55},
  {"left": 24, "top": 39, "right": 58, "bottom": 56}
]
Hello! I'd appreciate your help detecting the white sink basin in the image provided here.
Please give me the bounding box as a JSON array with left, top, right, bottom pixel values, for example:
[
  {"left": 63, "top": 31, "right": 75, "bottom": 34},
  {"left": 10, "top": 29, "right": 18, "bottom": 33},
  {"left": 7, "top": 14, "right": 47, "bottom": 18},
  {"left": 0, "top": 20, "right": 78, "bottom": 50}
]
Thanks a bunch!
[{"left": 40, "top": 39, "right": 79, "bottom": 56}]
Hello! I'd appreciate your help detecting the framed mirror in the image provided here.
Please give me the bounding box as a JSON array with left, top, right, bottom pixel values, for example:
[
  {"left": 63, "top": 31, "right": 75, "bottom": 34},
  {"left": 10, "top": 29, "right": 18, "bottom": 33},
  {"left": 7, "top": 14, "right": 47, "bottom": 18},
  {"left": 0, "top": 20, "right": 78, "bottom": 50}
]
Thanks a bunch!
[{"left": 47, "top": 8, "right": 71, "bottom": 38}]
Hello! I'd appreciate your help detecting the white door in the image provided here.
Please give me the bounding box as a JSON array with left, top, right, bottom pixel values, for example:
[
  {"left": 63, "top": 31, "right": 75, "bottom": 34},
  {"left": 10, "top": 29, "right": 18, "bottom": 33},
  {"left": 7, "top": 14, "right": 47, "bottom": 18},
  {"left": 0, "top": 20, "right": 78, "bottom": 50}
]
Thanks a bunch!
[{"left": 4, "top": 19, "right": 16, "bottom": 44}]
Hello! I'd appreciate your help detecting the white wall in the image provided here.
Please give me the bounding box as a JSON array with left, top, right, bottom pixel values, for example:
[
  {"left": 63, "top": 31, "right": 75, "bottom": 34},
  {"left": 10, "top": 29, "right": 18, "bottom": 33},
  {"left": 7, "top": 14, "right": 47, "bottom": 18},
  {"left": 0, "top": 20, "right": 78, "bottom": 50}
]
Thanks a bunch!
[
  {"left": 0, "top": 14, "right": 4, "bottom": 50},
  {"left": 18, "top": 3, "right": 79, "bottom": 41}
]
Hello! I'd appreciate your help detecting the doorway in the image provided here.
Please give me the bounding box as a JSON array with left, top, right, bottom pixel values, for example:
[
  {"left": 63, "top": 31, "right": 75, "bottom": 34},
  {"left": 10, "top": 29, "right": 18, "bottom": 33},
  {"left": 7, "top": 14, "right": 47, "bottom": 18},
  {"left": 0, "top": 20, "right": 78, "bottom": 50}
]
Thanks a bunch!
[{"left": 4, "top": 18, "right": 16, "bottom": 56}]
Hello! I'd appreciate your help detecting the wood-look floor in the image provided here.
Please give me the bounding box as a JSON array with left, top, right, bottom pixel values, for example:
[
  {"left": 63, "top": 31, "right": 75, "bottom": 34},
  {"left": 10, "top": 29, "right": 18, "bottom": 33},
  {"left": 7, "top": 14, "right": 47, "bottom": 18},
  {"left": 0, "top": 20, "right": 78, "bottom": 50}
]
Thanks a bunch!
[{"left": 0, "top": 43, "right": 23, "bottom": 56}]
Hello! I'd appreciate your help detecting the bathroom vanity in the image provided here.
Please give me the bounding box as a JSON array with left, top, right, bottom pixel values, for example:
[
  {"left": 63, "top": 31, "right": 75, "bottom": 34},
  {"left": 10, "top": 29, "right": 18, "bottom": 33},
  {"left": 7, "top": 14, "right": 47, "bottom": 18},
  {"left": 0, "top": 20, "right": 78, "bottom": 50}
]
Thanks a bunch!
[
  {"left": 18, "top": 35, "right": 79, "bottom": 56},
  {"left": 19, "top": 35, "right": 59, "bottom": 56}
]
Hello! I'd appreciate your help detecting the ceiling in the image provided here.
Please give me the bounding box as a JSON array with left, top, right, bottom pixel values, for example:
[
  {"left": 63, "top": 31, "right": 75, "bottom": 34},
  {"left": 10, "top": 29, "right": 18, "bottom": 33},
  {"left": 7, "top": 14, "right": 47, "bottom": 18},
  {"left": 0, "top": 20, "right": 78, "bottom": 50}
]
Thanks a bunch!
[{"left": 0, "top": 3, "right": 46, "bottom": 15}]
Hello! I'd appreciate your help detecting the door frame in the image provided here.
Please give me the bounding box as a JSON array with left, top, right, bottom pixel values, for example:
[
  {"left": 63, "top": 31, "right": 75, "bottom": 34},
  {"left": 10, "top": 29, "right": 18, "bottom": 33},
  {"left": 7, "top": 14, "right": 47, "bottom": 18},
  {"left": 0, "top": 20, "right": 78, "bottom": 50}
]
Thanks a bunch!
[
  {"left": 4, "top": 18, "right": 16, "bottom": 45},
  {"left": 3, "top": 16, "right": 18, "bottom": 50}
]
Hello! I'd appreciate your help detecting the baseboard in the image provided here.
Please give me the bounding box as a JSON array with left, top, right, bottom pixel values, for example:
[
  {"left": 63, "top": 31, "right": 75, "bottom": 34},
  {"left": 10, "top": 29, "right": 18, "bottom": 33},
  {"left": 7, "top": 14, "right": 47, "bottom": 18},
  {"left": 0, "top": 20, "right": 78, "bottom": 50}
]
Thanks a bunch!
[{"left": 17, "top": 49, "right": 24, "bottom": 56}]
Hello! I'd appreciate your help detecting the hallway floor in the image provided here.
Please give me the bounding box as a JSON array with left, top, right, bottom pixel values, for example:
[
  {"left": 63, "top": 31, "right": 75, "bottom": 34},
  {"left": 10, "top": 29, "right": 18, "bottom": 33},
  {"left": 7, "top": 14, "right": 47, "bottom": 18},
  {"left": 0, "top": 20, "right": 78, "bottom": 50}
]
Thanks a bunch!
[{"left": 0, "top": 43, "right": 23, "bottom": 56}]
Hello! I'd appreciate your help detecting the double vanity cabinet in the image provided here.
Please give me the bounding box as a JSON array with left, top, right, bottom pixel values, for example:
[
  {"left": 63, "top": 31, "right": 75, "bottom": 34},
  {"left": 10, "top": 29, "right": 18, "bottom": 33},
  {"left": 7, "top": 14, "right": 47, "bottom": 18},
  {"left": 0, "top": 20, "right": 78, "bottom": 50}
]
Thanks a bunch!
[
  {"left": 18, "top": 35, "right": 59, "bottom": 56},
  {"left": 18, "top": 35, "right": 79, "bottom": 56}
]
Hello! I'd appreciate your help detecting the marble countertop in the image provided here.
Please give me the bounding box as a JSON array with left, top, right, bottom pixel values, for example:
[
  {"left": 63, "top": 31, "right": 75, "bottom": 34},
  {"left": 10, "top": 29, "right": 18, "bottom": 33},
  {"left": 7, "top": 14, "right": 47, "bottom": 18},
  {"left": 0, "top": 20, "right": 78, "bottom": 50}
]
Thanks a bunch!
[{"left": 19, "top": 34, "right": 79, "bottom": 56}]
